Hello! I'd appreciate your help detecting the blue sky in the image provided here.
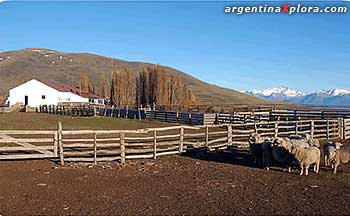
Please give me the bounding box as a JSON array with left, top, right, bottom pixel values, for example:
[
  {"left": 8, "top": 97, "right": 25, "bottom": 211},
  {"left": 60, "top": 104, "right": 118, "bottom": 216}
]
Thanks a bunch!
[{"left": 0, "top": 1, "right": 349, "bottom": 92}]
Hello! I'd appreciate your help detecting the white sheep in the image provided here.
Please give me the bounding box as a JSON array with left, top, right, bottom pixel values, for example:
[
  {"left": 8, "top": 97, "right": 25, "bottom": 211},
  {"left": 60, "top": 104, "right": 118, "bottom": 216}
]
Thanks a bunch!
[
  {"left": 288, "top": 134, "right": 320, "bottom": 148},
  {"left": 324, "top": 142, "right": 343, "bottom": 168},
  {"left": 292, "top": 146, "right": 321, "bottom": 176},
  {"left": 333, "top": 147, "right": 350, "bottom": 174}
]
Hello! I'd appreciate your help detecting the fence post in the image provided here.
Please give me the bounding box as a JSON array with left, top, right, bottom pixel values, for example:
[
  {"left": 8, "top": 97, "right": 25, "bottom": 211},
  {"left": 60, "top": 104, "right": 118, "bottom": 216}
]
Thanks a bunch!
[
  {"left": 179, "top": 127, "right": 184, "bottom": 154},
  {"left": 93, "top": 133, "right": 97, "bottom": 165},
  {"left": 58, "top": 122, "right": 64, "bottom": 165},
  {"left": 254, "top": 122, "right": 258, "bottom": 133},
  {"left": 120, "top": 132, "right": 126, "bottom": 165},
  {"left": 153, "top": 130, "right": 157, "bottom": 159},
  {"left": 295, "top": 120, "right": 299, "bottom": 135},
  {"left": 343, "top": 118, "right": 346, "bottom": 140},
  {"left": 274, "top": 121, "right": 279, "bottom": 137},
  {"left": 326, "top": 120, "right": 330, "bottom": 140},
  {"left": 53, "top": 131, "right": 58, "bottom": 157},
  {"left": 310, "top": 120, "right": 315, "bottom": 139},
  {"left": 138, "top": 106, "right": 142, "bottom": 121},
  {"left": 227, "top": 125, "right": 232, "bottom": 146},
  {"left": 205, "top": 126, "right": 209, "bottom": 147},
  {"left": 338, "top": 118, "right": 343, "bottom": 139}
]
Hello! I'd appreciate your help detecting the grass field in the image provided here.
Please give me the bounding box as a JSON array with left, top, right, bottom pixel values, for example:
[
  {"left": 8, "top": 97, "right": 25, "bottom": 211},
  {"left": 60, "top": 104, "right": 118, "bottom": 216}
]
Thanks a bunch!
[{"left": 0, "top": 113, "right": 172, "bottom": 130}]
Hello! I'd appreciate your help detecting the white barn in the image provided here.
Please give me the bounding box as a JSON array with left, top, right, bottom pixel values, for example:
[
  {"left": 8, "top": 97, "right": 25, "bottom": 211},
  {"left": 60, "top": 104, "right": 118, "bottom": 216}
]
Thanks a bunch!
[{"left": 6, "top": 79, "right": 104, "bottom": 107}]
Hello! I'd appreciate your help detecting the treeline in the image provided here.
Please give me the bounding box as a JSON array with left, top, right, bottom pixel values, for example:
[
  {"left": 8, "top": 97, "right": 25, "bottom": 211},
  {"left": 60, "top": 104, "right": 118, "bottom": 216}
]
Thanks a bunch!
[
  {"left": 0, "top": 96, "right": 5, "bottom": 106},
  {"left": 80, "top": 65, "right": 197, "bottom": 107}
]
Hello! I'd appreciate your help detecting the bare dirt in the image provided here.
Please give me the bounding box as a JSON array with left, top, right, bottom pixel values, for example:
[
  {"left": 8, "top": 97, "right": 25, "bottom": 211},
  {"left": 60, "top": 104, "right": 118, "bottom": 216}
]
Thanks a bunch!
[{"left": 1, "top": 147, "right": 350, "bottom": 215}]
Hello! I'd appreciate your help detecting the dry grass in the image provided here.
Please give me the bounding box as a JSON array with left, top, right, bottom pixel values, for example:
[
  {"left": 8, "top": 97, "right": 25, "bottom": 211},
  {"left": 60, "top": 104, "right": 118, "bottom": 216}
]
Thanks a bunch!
[{"left": 0, "top": 113, "right": 172, "bottom": 130}]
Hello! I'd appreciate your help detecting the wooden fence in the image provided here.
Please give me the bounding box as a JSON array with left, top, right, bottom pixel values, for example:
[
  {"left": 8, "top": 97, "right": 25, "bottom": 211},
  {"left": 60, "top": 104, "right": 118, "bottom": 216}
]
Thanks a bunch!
[
  {"left": 343, "top": 119, "right": 350, "bottom": 140},
  {"left": 0, "top": 119, "right": 347, "bottom": 163}
]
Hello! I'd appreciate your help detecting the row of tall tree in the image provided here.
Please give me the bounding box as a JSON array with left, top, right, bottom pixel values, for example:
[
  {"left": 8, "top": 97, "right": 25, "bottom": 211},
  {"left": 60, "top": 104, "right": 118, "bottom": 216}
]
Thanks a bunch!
[{"left": 79, "top": 65, "right": 197, "bottom": 107}]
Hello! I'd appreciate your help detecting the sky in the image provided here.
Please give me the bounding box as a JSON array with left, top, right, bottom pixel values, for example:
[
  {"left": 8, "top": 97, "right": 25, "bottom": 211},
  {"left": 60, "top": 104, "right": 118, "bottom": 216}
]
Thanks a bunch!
[{"left": 0, "top": 1, "right": 349, "bottom": 93}]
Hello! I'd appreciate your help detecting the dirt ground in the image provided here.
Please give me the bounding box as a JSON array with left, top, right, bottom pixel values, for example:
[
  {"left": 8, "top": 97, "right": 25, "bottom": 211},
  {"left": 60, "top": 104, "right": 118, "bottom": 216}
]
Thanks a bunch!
[{"left": 1, "top": 147, "right": 350, "bottom": 215}]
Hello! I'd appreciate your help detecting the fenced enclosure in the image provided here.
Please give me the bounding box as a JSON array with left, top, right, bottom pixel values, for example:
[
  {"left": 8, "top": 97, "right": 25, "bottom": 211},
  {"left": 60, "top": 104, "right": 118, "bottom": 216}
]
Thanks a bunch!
[{"left": 0, "top": 118, "right": 348, "bottom": 163}]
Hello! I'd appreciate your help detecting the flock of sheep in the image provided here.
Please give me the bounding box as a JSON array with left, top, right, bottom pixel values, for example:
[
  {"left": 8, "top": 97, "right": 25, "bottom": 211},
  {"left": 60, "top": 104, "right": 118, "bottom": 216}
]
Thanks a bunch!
[{"left": 248, "top": 133, "right": 349, "bottom": 175}]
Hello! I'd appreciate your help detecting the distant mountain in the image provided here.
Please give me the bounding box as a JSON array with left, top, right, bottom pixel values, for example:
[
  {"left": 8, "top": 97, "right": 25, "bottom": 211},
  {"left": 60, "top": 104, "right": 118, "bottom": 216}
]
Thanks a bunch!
[
  {"left": 243, "top": 87, "right": 306, "bottom": 103},
  {"left": 244, "top": 87, "right": 350, "bottom": 107},
  {"left": 0, "top": 48, "right": 275, "bottom": 106}
]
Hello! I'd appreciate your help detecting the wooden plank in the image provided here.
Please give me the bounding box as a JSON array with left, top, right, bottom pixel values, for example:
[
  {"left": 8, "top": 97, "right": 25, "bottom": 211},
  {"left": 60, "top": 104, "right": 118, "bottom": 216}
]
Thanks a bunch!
[
  {"left": 64, "top": 151, "right": 94, "bottom": 156},
  {"left": 156, "top": 134, "right": 181, "bottom": 139},
  {"left": 93, "top": 133, "right": 97, "bottom": 165},
  {"left": 183, "top": 141, "right": 205, "bottom": 146},
  {"left": 0, "top": 138, "right": 53, "bottom": 143},
  {"left": 59, "top": 122, "right": 64, "bottom": 165},
  {"left": 125, "top": 142, "right": 152, "bottom": 147},
  {"left": 227, "top": 125, "right": 232, "bottom": 146},
  {"left": 0, "top": 146, "right": 54, "bottom": 151},
  {"left": 310, "top": 121, "right": 315, "bottom": 139},
  {"left": 184, "top": 133, "right": 206, "bottom": 138},
  {"left": 179, "top": 127, "right": 184, "bottom": 154},
  {"left": 205, "top": 126, "right": 209, "bottom": 147},
  {"left": 53, "top": 131, "right": 58, "bottom": 157},
  {"left": 156, "top": 150, "right": 179, "bottom": 157},
  {"left": 126, "top": 154, "right": 154, "bottom": 159},
  {"left": 62, "top": 139, "right": 95, "bottom": 142},
  {"left": 0, "top": 154, "right": 55, "bottom": 160},
  {"left": 120, "top": 132, "right": 126, "bottom": 165},
  {"left": 207, "top": 137, "right": 227, "bottom": 145},
  {"left": 153, "top": 130, "right": 157, "bottom": 159},
  {"left": 274, "top": 121, "right": 279, "bottom": 137},
  {"left": 0, "top": 131, "right": 55, "bottom": 135},
  {"left": 209, "top": 131, "right": 228, "bottom": 136},
  {"left": 157, "top": 146, "right": 180, "bottom": 152},
  {"left": 156, "top": 140, "right": 181, "bottom": 146}
]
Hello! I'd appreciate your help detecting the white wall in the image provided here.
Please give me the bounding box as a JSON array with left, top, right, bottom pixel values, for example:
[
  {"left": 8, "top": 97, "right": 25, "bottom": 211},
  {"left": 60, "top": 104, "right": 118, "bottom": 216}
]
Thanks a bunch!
[{"left": 8, "top": 79, "right": 88, "bottom": 107}]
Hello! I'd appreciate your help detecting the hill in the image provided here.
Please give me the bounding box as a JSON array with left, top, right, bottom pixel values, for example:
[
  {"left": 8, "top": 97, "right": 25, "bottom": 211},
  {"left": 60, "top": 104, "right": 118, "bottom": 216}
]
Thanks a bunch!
[{"left": 0, "top": 48, "right": 275, "bottom": 106}]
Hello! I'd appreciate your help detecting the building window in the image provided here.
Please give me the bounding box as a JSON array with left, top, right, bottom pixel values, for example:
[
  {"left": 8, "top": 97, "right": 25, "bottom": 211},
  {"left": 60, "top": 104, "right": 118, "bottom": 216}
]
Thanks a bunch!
[{"left": 42, "top": 95, "right": 46, "bottom": 99}]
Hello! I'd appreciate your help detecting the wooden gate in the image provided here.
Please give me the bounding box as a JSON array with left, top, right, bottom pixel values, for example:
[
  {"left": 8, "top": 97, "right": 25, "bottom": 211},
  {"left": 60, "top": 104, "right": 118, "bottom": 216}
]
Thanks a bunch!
[{"left": 0, "top": 130, "right": 57, "bottom": 160}]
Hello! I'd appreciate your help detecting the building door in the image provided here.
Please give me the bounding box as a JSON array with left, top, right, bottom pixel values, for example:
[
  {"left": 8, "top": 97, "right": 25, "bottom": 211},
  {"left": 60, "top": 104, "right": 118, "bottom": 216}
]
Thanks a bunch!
[{"left": 24, "top": 96, "right": 28, "bottom": 106}]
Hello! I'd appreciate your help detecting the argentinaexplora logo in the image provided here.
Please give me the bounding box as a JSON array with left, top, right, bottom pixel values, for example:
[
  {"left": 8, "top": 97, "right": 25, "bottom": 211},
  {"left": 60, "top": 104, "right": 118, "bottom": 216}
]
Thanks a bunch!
[{"left": 225, "top": 3, "right": 349, "bottom": 15}]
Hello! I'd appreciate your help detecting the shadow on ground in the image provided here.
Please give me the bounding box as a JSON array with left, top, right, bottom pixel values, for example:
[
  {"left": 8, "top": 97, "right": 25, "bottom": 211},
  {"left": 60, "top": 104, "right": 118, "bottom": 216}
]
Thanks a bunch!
[{"left": 182, "top": 146, "right": 257, "bottom": 168}]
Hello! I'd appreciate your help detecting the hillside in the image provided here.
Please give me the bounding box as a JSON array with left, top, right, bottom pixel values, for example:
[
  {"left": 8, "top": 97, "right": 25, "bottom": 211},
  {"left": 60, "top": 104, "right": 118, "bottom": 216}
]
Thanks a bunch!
[{"left": 0, "top": 48, "right": 274, "bottom": 106}]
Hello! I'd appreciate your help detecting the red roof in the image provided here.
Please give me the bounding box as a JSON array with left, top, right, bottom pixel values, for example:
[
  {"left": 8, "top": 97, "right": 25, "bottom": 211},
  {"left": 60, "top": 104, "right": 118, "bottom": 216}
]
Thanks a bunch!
[{"left": 43, "top": 80, "right": 101, "bottom": 99}]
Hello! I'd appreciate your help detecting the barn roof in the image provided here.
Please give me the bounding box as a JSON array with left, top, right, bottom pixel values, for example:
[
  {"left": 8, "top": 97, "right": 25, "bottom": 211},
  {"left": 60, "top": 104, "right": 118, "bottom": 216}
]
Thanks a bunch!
[{"left": 42, "top": 80, "right": 101, "bottom": 99}]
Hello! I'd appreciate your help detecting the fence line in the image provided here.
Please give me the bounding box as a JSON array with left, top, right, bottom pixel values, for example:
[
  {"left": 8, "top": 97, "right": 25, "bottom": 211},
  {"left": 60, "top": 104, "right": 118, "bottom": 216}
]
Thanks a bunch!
[
  {"left": 0, "top": 119, "right": 348, "bottom": 163},
  {"left": 37, "top": 105, "right": 350, "bottom": 126}
]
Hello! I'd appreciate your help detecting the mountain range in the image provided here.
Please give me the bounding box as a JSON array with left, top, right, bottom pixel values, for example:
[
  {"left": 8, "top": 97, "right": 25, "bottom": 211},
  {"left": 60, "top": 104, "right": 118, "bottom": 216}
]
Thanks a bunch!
[
  {"left": 243, "top": 87, "right": 350, "bottom": 107},
  {"left": 0, "top": 48, "right": 281, "bottom": 107}
]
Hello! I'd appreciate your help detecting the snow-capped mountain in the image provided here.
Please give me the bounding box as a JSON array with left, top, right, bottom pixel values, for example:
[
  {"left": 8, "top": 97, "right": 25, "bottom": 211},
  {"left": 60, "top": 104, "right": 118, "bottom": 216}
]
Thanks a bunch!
[
  {"left": 243, "top": 87, "right": 305, "bottom": 103},
  {"left": 243, "top": 87, "right": 350, "bottom": 107}
]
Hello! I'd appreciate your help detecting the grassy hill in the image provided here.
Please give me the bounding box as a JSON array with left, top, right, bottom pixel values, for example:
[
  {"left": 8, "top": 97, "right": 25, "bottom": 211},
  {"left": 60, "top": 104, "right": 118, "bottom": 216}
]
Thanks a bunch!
[{"left": 0, "top": 48, "right": 279, "bottom": 106}]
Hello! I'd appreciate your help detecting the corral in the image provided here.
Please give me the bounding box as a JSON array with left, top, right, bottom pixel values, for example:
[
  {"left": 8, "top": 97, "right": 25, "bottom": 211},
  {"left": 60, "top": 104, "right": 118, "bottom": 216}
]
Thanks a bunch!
[
  {"left": 0, "top": 114, "right": 349, "bottom": 163},
  {"left": 1, "top": 113, "right": 350, "bottom": 215}
]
